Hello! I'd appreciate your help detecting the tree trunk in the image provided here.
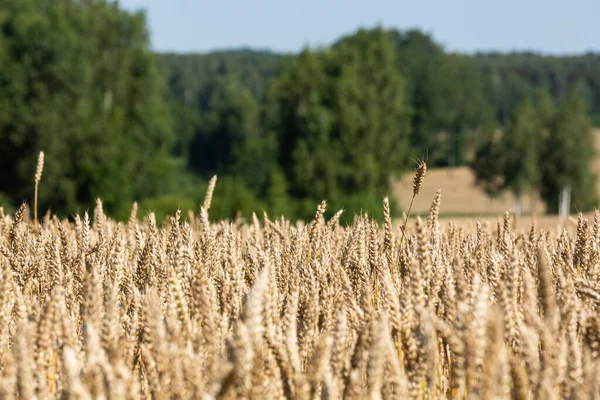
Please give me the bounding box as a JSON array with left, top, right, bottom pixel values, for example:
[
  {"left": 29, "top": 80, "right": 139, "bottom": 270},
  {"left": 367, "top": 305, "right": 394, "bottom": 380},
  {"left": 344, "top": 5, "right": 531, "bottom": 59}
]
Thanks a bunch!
[
  {"left": 559, "top": 185, "right": 571, "bottom": 218},
  {"left": 514, "top": 194, "right": 522, "bottom": 217}
]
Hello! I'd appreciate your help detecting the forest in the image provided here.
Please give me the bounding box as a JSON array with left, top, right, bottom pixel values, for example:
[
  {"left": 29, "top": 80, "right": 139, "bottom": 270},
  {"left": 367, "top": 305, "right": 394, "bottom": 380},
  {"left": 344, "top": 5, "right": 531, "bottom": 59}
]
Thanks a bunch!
[{"left": 0, "top": 0, "right": 598, "bottom": 222}]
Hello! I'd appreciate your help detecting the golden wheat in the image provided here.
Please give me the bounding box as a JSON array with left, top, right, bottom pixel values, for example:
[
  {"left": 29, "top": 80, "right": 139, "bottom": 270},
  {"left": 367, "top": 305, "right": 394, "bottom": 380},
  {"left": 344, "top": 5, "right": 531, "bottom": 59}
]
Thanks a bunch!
[
  {"left": 33, "top": 151, "right": 44, "bottom": 231},
  {"left": 0, "top": 182, "right": 599, "bottom": 398}
]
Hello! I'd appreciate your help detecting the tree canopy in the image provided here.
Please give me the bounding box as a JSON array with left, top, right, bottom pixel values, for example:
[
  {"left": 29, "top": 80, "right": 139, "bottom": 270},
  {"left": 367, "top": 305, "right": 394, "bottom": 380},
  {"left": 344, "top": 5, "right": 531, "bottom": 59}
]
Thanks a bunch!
[
  {"left": 0, "top": 0, "right": 177, "bottom": 218},
  {"left": 473, "top": 89, "right": 597, "bottom": 213},
  {"left": 265, "top": 28, "right": 411, "bottom": 219}
]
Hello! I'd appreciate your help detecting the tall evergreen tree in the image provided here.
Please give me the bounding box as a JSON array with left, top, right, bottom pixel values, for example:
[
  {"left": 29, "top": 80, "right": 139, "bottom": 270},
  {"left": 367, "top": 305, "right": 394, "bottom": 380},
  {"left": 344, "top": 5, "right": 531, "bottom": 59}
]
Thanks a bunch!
[
  {"left": 268, "top": 28, "right": 411, "bottom": 219},
  {"left": 267, "top": 47, "right": 337, "bottom": 203},
  {"left": 331, "top": 28, "right": 412, "bottom": 195},
  {"left": 473, "top": 92, "right": 552, "bottom": 210}
]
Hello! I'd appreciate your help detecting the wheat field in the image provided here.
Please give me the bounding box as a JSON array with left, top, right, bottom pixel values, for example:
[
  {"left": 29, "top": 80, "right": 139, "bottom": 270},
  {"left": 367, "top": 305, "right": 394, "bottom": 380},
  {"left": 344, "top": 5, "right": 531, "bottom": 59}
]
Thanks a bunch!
[{"left": 1, "top": 179, "right": 600, "bottom": 399}]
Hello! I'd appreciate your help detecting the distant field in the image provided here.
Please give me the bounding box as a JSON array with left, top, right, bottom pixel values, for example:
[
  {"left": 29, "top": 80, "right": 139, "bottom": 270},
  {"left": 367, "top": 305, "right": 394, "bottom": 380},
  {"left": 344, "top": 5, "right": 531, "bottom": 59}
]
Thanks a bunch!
[
  {"left": 392, "top": 172, "right": 582, "bottom": 236},
  {"left": 393, "top": 128, "right": 600, "bottom": 219},
  {"left": 392, "top": 166, "right": 546, "bottom": 217}
]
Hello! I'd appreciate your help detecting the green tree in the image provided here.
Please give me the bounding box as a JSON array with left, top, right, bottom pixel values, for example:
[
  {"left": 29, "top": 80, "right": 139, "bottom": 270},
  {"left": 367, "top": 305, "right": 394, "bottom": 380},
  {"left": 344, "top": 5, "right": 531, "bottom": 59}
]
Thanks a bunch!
[
  {"left": 0, "top": 0, "right": 176, "bottom": 218},
  {"left": 332, "top": 28, "right": 412, "bottom": 195},
  {"left": 189, "top": 79, "right": 261, "bottom": 175},
  {"left": 188, "top": 78, "right": 277, "bottom": 196},
  {"left": 265, "top": 169, "right": 294, "bottom": 218},
  {"left": 267, "top": 47, "right": 337, "bottom": 202},
  {"left": 391, "top": 30, "right": 449, "bottom": 165},
  {"left": 268, "top": 28, "right": 411, "bottom": 220},
  {"left": 476, "top": 52, "right": 600, "bottom": 125},
  {"left": 500, "top": 98, "right": 542, "bottom": 213},
  {"left": 472, "top": 131, "right": 506, "bottom": 197},
  {"left": 473, "top": 91, "right": 557, "bottom": 211},
  {"left": 229, "top": 132, "right": 279, "bottom": 197},
  {"left": 209, "top": 176, "right": 264, "bottom": 221},
  {"left": 532, "top": 88, "right": 555, "bottom": 136},
  {"left": 541, "top": 92, "right": 597, "bottom": 212},
  {"left": 440, "top": 54, "right": 495, "bottom": 166}
]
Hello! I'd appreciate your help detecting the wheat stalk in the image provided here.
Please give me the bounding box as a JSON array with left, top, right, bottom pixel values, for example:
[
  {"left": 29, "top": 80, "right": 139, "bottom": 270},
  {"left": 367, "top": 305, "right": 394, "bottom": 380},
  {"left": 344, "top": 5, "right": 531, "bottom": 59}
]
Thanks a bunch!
[
  {"left": 400, "top": 159, "right": 427, "bottom": 245},
  {"left": 34, "top": 151, "right": 44, "bottom": 231}
]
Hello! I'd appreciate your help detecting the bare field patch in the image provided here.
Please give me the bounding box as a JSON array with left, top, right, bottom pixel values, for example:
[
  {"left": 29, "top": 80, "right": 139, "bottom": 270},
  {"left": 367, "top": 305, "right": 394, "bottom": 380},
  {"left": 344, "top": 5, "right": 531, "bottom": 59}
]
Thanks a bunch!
[{"left": 392, "top": 166, "right": 546, "bottom": 216}]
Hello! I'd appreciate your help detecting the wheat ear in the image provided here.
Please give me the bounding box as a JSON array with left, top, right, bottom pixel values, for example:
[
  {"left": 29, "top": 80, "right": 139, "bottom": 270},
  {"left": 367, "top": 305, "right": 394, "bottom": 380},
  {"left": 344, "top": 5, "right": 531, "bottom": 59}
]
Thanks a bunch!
[{"left": 34, "top": 151, "right": 44, "bottom": 231}]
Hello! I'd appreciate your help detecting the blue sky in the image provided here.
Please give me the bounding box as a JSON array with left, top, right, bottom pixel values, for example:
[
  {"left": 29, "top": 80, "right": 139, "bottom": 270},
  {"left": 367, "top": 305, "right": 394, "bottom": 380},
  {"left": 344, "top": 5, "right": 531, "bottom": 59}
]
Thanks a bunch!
[{"left": 120, "top": 0, "right": 598, "bottom": 55}]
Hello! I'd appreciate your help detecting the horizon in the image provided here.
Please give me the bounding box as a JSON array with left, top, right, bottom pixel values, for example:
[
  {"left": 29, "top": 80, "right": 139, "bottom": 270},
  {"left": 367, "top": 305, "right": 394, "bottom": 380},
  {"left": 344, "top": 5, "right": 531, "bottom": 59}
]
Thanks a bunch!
[
  {"left": 121, "top": 0, "right": 599, "bottom": 56},
  {"left": 151, "top": 43, "right": 600, "bottom": 57}
]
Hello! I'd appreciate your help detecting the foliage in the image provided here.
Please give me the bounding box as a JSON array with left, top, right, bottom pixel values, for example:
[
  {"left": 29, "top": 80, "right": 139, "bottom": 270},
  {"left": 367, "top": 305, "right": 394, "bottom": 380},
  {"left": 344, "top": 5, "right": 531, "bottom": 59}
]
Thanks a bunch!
[
  {"left": 264, "top": 168, "right": 295, "bottom": 219},
  {"left": 155, "top": 49, "right": 282, "bottom": 108},
  {"left": 501, "top": 98, "right": 543, "bottom": 197},
  {"left": 208, "top": 176, "right": 265, "bottom": 221},
  {"left": 139, "top": 194, "right": 197, "bottom": 226},
  {"left": 388, "top": 31, "right": 495, "bottom": 166},
  {"left": 471, "top": 132, "right": 506, "bottom": 197},
  {"left": 541, "top": 92, "right": 598, "bottom": 212},
  {"left": 188, "top": 79, "right": 261, "bottom": 176},
  {"left": 473, "top": 90, "right": 597, "bottom": 212},
  {"left": 477, "top": 52, "right": 600, "bottom": 124},
  {"left": 267, "top": 28, "right": 411, "bottom": 220},
  {"left": 0, "top": 0, "right": 177, "bottom": 216}
]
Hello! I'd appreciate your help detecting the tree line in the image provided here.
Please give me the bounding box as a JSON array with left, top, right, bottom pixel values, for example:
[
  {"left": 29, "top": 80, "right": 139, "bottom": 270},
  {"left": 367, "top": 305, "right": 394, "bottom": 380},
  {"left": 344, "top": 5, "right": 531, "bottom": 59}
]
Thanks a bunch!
[
  {"left": 473, "top": 90, "right": 596, "bottom": 214},
  {"left": 0, "top": 0, "right": 597, "bottom": 222}
]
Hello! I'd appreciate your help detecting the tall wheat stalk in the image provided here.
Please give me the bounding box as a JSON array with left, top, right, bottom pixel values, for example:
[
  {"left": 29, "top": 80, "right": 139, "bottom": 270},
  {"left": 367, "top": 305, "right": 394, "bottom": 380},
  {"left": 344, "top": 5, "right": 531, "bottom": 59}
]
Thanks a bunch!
[
  {"left": 400, "top": 159, "right": 427, "bottom": 244},
  {"left": 34, "top": 151, "right": 44, "bottom": 230}
]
